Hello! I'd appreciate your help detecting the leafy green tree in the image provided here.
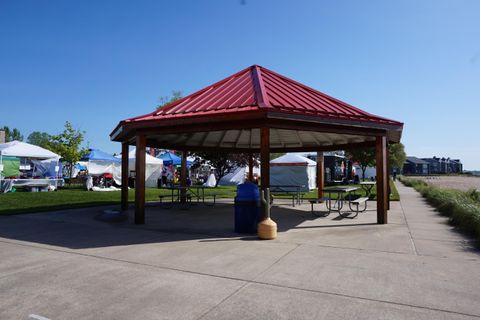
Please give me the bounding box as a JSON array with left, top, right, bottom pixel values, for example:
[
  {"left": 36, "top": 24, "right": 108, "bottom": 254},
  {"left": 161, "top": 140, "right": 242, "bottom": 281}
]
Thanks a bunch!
[
  {"left": 157, "top": 90, "right": 183, "bottom": 109},
  {"left": 346, "top": 148, "right": 375, "bottom": 181},
  {"left": 49, "top": 122, "right": 88, "bottom": 181},
  {"left": 389, "top": 142, "right": 406, "bottom": 172},
  {"left": 1, "top": 126, "right": 24, "bottom": 142},
  {"left": 193, "top": 152, "right": 257, "bottom": 186},
  {"left": 347, "top": 142, "right": 407, "bottom": 179},
  {"left": 27, "top": 131, "right": 52, "bottom": 149}
]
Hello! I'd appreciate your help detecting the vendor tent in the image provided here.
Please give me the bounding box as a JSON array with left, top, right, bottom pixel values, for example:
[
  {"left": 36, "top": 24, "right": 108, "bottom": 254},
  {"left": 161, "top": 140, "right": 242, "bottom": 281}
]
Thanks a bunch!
[
  {"left": 118, "top": 149, "right": 163, "bottom": 188},
  {"left": 0, "top": 156, "right": 20, "bottom": 177},
  {"left": 0, "top": 141, "right": 60, "bottom": 159},
  {"left": 0, "top": 141, "right": 61, "bottom": 180},
  {"left": 270, "top": 154, "right": 316, "bottom": 191},
  {"left": 158, "top": 152, "right": 192, "bottom": 166},
  {"left": 32, "top": 159, "right": 63, "bottom": 178},
  {"left": 81, "top": 149, "right": 121, "bottom": 183},
  {"left": 218, "top": 166, "right": 261, "bottom": 186}
]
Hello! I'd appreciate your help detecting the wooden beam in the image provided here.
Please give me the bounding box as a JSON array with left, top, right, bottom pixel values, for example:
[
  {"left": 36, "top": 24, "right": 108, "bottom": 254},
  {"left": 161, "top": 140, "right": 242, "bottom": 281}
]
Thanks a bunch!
[
  {"left": 260, "top": 127, "right": 270, "bottom": 220},
  {"left": 248, "top": 153, "right": 254, "bottom": 182},
  {"left": 145, "top": 140, "right": 376, "bottom": 154},
  {"left": 180, "top": 151, "right": 187, "bottom": 203},
  {"left": 117, "top": 115, "right": 388, "bottom": 143},
  {"left": 317, "top": 152, "right": 324, "bottom": 199},
  {"left": 260, "top": 127, "right": 270, "bottom": 189},
  {"left": 121, "top": 142, "right": 129, "bottom": 211},
  {"left": 375, "top": 136, "right": 388, "bottom": 224},
  {"left": 135, "top": 134, "right": 146, "bottom": 224},
  {"left": 387, "top": 142, "right": 391, "bottom": 210}
]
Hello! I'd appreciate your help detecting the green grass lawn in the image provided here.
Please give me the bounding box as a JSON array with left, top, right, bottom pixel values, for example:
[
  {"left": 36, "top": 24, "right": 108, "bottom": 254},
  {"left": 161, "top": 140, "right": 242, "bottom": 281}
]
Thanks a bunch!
[{"left": 0, "top": 181, "right": 399, "bottom": 215}]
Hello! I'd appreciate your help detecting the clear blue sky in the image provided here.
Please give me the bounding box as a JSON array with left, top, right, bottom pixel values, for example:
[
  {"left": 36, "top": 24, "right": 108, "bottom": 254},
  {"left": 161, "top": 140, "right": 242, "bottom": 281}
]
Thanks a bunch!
[{"left": 1, "top": 0, "right": 479, "bottom": 169}]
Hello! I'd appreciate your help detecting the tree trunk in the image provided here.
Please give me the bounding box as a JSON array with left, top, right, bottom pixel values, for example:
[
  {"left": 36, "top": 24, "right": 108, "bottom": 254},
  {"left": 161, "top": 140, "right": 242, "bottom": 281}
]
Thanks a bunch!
[{"left": 361, "top": 166, "right": 367, "bottom": 181}]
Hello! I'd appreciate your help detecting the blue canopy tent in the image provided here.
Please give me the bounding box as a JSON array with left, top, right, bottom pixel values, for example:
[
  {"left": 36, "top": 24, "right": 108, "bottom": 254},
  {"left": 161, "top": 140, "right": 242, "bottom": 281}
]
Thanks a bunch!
[
  {"left": 158, "top": 152, "right": 192, "bottom": 167},
  {"left": 81, "top": 149, "right": 121, "bottom": 163},
  {"left": 80, "top": 149, "right": 121, "bottom": 187}
]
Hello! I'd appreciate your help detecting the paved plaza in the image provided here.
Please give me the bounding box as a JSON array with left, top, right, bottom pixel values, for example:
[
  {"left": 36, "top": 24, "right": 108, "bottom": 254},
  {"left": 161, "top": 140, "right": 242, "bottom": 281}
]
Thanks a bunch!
[{"left": 1, "top": 182, "right": 479, "bottom": 319}]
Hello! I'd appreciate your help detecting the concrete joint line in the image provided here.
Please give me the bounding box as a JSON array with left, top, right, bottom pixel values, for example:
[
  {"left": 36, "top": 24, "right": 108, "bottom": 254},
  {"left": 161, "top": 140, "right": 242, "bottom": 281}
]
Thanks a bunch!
[{"left": 397, "top": 183, "right": 419, "bottom": 255}]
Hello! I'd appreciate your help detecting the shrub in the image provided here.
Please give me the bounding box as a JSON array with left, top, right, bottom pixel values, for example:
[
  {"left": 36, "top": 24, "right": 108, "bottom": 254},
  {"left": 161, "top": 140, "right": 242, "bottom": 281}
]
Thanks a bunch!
[{"left": 400, "top": 177, "right": 480, "bottom": 244}]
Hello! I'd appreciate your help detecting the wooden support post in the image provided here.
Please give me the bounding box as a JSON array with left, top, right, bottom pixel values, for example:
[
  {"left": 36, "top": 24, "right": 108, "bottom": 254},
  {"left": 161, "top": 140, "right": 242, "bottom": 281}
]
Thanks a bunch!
[
  {"left": 260, "top": 127, "right": 270, "bottom": 220},
  {"left": 248, "top": 153, "right": 254, "bottom": 182},
  {"left": 135, "top": 134, "right": 146, "bottom": 224},
  {"left": 121, "top": 142, "right": 129, "bottom": 211},
  {"left": 180, "top": 150, "right": 187, "bottom": 203},
  {"left": 317, "top": 152, "right": 324, "bottom": 199},
  {"left": 375, "top": 136, "right": 388, "bottom": 224},
  {"left": 386, "top": 143, "right": 391, "bottom": 210}
]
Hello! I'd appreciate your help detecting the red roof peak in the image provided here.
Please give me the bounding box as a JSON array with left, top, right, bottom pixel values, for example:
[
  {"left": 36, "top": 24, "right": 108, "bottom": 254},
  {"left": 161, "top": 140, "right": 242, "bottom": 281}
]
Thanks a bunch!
[{"left": 126, "top": 65, "right": 402, "bottom": 128}]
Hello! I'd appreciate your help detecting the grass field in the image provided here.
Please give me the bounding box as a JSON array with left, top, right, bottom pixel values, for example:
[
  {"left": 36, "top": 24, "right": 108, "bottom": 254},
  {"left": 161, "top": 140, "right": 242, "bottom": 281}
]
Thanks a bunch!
[{"left": 0, "top": 181, "right": 399, "bottom": 215}]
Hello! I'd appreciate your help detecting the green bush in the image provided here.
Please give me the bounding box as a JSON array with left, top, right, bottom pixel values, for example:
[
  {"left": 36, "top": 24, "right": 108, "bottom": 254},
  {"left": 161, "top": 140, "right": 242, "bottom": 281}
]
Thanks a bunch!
[{"left": 399, "top": 177, "right": 480, "bottom": 243}]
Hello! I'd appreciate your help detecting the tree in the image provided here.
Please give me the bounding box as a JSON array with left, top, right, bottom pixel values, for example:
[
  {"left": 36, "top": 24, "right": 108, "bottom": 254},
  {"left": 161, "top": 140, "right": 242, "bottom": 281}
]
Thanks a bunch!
[
  {"left": 193, "top": 152, "right": 257, "bottom": 186},
  {"left": 1, "top": 126, "right": 24, "bottom": 142},
  {"left": 389, "top": 142, "right": 406, "bottom": 172},
  {"left": 157, "top": 90, "right": 183, "bottom": 109},
  {"left": 27, "top": 131, "right": 52, "bottom": 149},
  {"left": 49, "top": 121, "right": 88, "bottom": 181},
  {"left": 345, "top": 148, "right": 375, "bottom": 181},
  {"left": 347, "top": 142, "right": 407, "bottom": 179}
]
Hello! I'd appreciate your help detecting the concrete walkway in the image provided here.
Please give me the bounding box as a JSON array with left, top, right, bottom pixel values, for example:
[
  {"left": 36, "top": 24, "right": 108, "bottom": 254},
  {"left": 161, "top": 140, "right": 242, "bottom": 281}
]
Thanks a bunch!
[{"left": 0, "top": 182, "right": 479, "bottom": 319}]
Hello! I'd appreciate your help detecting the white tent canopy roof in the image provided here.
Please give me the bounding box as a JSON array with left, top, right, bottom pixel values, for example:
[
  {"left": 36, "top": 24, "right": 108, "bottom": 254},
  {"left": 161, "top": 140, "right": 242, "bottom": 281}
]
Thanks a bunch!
[
  {"left": 122, "top": 148, "right": 163, "bottom": 164},
  {"left": 0, "top": 141, "right": 60, "bottom": 159},
  {"left": 270, "top": 153, "right": 316, "bottom": 166}
]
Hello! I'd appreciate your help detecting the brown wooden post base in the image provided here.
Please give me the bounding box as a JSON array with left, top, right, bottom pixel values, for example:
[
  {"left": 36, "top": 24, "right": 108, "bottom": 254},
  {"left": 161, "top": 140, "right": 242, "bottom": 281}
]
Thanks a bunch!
[
  {"left": 121, "top": 142, "right": 129, "bottom": 211},
  {"left": 376, "top": 136, "right": 388, "bottom": 224},
  {"left": 135, "top": 134, "right": 146, "bottom": 224}
]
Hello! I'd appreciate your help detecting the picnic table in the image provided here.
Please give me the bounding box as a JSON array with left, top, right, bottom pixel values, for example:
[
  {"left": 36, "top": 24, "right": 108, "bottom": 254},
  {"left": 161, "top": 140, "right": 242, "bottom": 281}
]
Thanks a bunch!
[
  {"left": 270, "top": 185, "right": 306, "bottom": 207},
  {"left": 308, "top": 186, "right": 368, "bottom": 218},
  {"left": 158, "top": 185, "right": 216, "bottom": 209},
  {"left": 360, "top": 181, "right": 376, "bottom": 197}
]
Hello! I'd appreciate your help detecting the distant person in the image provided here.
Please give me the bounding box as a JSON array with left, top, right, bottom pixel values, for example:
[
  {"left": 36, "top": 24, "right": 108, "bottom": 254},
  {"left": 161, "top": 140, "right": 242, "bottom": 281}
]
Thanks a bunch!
[{"left": 393, "top": 170, "right": 397, "bottom": 181}]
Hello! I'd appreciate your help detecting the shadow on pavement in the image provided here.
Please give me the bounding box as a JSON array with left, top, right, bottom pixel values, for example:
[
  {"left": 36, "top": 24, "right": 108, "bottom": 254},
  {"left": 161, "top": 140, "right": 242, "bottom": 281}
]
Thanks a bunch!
[{"left": 0, "top": 202, "right": 376, "bottom": 250}]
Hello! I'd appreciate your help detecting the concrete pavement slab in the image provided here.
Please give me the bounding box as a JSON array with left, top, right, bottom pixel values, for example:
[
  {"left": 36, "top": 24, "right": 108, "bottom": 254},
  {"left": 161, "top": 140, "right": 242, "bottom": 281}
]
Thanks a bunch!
[
  {"left": 201, "top": 283, "right": 478, "bottom": 320},
  {"left": 0, "top": 241, "right": 245, "bottom": 320},
  {"left": 257, "top": 244, "right": 480, "bottom": 316}
]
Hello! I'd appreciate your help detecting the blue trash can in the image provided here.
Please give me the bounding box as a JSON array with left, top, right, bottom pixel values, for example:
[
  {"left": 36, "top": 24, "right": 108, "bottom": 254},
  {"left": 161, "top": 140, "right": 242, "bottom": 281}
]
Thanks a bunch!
[{"left": 234, "top": 182, "right": 261, "bottom": 233}]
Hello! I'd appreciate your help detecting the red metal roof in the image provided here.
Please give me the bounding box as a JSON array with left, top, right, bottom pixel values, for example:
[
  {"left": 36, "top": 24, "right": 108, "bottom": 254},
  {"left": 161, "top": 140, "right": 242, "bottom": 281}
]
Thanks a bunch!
[{"left": 125, "top": 65, "right": 402, "bottom": 127}]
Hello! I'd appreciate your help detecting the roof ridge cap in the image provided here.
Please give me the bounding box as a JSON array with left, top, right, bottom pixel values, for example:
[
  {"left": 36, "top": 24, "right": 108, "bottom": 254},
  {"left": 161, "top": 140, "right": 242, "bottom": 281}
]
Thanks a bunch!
[{"left": 251, "top": 65, "right": 270, "bottom": 108}]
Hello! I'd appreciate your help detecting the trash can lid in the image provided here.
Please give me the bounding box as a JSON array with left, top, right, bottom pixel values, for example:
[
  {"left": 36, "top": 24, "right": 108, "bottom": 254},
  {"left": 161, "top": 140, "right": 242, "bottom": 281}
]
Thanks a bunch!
[{"left": 236, "top": 182, "right": 260, "bottom": 201}]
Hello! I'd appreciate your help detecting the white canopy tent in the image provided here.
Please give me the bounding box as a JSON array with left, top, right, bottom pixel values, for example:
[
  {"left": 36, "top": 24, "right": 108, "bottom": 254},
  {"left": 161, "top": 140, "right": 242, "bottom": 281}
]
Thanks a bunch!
[
  {"left": 218, "top": 165, "right": 261, "bottom": 186},
  {"left": 0, "top": 141, "right": 62, "bottom": 192},
  {"left": 116, "top": 148, "right": 163, "bottom": 188},
  {"left": 0, "top": 141, "right": 60, "bottom": 159},
  {"left": 270, "top": 154, "right": 317, "bottom": 191}
]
